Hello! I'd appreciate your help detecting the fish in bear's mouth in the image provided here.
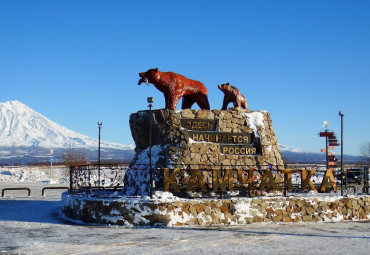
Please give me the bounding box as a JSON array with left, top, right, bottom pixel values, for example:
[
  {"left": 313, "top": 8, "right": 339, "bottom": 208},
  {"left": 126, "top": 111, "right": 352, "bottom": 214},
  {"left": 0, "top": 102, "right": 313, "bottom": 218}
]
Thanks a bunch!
[{"left": 138, "top": 77, "right": 149, "bottom": 85}]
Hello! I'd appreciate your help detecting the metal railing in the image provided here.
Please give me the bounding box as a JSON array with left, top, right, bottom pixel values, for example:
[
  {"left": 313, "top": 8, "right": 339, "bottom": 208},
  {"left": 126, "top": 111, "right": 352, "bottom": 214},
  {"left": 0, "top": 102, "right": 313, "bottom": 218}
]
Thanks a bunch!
[
  {"left": 42, "top": 187, "right": 69, "bottom": 196},
  {"left": 1, "top": 187, "right": 31, "bottom": 197},
  {"left": 68, "top": 164, "right": 369, "bottom": 197},
  {"left": 69, "top": 164, "right": 128, "bottom": 194}
]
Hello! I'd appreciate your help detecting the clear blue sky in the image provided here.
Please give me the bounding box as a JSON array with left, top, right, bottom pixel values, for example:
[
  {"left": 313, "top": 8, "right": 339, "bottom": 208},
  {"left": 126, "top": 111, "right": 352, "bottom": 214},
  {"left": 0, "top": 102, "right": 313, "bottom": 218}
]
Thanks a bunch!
[{"left": 1, "top": 0, "right": 369, "bottom": 156}]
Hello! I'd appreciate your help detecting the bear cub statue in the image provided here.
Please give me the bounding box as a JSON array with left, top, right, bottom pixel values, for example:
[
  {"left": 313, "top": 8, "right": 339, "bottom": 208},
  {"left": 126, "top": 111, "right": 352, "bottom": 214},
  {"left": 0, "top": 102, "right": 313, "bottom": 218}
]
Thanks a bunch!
[
  {"left": 218, "top": 83, "right": 249, "bottom": 111},
  {"left": 138, "top": 68, "right": 210, "bottom": 110}
]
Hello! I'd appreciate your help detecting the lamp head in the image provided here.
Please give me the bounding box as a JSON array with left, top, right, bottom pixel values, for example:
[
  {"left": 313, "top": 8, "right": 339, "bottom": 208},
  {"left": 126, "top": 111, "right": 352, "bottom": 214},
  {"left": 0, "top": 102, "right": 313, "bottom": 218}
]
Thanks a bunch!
[
  {"left": 323, "top": 121, "right": 330, "bottom": 128},
  {"left": 147, "top": 97, "right": 154, "bottom": 104}
]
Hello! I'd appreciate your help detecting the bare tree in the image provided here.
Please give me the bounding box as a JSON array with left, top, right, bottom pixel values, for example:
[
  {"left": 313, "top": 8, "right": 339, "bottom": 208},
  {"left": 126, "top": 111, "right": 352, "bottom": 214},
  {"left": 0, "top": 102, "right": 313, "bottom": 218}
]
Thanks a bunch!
[
  {"left": 62, "top": 148, "right": 88, "bottom": 166},
  {"left": 360, "top": 142, "right": 370, "bottom": 165}
]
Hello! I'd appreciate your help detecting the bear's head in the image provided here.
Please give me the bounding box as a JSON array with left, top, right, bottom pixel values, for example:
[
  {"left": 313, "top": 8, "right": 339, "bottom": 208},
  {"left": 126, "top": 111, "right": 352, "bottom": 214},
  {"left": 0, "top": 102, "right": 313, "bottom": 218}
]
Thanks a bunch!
[
  {"left": 138, "top": 68, "right": 160, "bottom": 85},
  {"left": 217, "top": 82, "right": 231, "bottom": 93}
]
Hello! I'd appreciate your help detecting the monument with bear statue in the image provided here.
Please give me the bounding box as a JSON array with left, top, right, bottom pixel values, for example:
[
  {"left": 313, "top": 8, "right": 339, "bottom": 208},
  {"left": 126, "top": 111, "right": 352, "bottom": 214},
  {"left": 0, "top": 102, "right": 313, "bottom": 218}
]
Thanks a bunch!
[{"left": 124, "top": 68, "right": 284, "bottom": 197}]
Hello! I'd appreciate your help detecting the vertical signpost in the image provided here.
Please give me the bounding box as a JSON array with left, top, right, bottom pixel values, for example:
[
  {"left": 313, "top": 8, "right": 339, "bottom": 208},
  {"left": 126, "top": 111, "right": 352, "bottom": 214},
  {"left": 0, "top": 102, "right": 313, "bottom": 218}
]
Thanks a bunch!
[
  {"left": 319, "top": 121, "right": 340, "bottom": 192},
  {"left": 319, "top": 121, "right": 339, "bottom": 168}
]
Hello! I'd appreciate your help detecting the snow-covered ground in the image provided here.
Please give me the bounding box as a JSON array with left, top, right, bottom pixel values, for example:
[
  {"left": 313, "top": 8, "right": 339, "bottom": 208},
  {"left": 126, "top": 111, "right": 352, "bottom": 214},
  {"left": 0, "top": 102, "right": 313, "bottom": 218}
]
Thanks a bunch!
[
  {"left": 1, "top": 166, "right": 369, "bottom": 254},
  {"left": 0, "top": 166, "right": 69, "bottom": 183}
]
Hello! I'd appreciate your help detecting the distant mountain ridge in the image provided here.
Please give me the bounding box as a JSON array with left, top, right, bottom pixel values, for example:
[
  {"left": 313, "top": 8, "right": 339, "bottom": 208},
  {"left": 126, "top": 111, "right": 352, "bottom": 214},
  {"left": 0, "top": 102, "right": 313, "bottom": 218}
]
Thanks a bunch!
[{"left": 279, "top": 144, "right": 363, "bottom": 164}]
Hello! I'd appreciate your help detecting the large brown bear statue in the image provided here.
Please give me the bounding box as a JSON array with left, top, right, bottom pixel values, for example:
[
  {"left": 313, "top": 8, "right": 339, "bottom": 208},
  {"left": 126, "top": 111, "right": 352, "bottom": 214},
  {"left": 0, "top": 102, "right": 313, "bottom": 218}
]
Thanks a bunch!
[
  {"left": 138, "top": 68, "right": 210, "bottom": 110},
  {"left": 218, "top": 83, "right": 249, "bottom": 111}
]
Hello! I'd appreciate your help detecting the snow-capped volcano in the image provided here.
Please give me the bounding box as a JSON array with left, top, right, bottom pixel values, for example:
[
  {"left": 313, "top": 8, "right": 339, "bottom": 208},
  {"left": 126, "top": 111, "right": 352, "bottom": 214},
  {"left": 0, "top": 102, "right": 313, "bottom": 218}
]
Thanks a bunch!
[{"left": 0, "top": 100, "right": 133, "bottom": 150}]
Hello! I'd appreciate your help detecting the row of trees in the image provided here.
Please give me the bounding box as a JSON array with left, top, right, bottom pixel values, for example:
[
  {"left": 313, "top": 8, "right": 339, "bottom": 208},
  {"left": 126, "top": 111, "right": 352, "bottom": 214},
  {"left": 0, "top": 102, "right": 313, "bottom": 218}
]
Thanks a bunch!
[
  {"left": 60, "top": 148, "right": 131, "bottom": 166},
  {"left": 61, "top": 148, "right": 88, "bottom": 166},
  {"left": 360, "top": 142, "right": 370, "bottom": 166}
]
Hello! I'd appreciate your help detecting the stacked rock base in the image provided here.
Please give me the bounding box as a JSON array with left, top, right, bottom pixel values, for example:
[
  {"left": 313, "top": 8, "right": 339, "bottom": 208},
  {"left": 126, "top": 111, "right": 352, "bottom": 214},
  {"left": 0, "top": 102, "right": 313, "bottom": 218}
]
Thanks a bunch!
[{"left": 62, "top": 193, "right": 370, "bottom": 226}]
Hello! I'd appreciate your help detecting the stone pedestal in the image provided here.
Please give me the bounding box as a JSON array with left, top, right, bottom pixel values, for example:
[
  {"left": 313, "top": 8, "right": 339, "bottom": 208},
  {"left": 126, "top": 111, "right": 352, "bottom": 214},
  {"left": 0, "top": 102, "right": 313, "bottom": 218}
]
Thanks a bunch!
[
  {"left": 123, "top": 108, "right": 284, "bottom": 196},
  {"left": 62, "top": 194, "right": 370, "bottom": 226}
]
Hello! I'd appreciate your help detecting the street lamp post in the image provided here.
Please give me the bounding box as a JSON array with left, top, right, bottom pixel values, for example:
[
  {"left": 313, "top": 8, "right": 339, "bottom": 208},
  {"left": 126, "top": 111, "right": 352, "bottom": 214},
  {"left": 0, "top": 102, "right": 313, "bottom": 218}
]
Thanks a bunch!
[
  {"left": 338, "top": 111, "right": 344, "bottom": 195},
  {"left": 147, "top": 97, "right": 154, "bottom": 198},
  {"left": 98, "top": 121, "right": 102, "bottom": 189}
]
